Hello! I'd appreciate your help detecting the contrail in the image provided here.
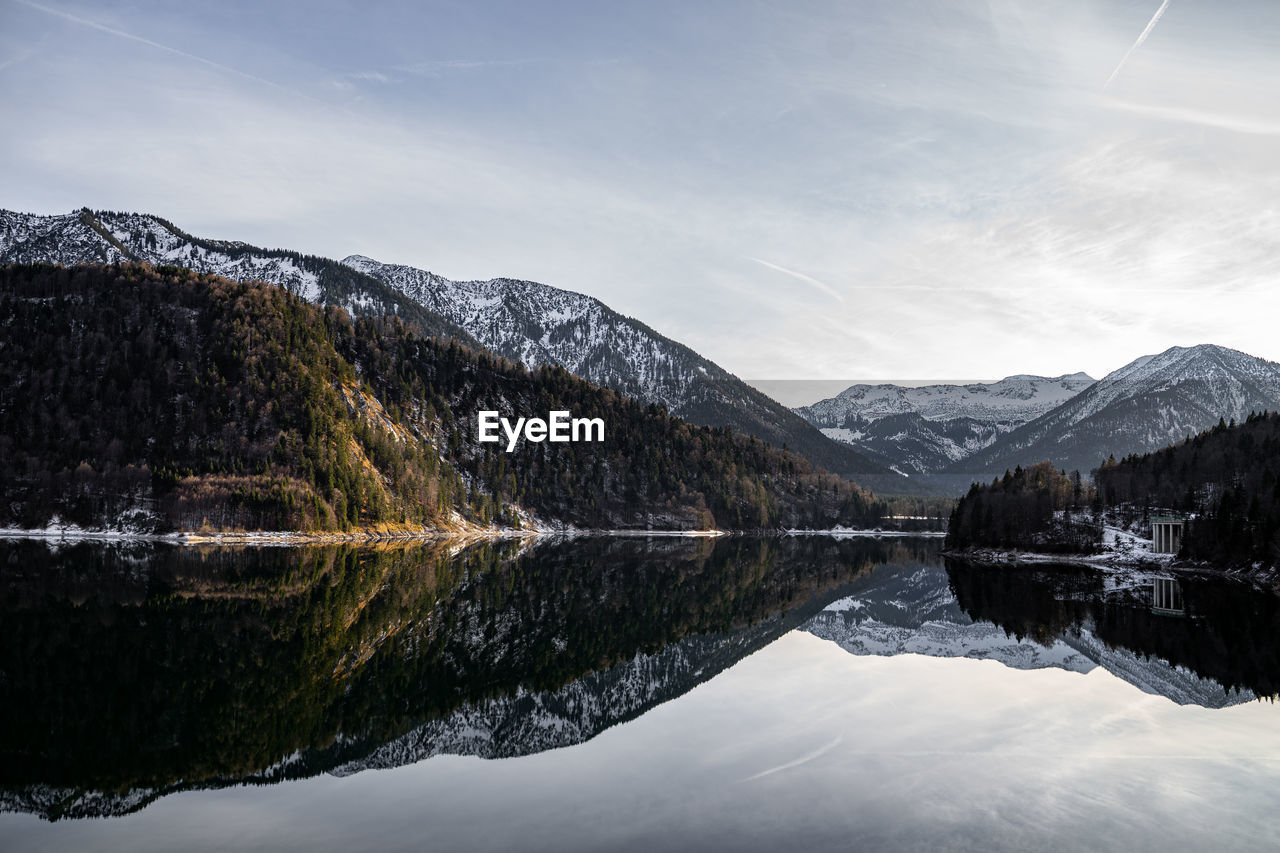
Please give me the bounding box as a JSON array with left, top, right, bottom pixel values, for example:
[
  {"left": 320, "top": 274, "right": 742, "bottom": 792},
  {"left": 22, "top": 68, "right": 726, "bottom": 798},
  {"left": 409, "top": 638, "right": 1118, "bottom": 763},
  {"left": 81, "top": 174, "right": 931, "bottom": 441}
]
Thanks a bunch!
[
  {"left": 1104, "top": 0, "right": 1171, "bottom": 89},
  {"left": 747, "top": 257, "right": 845, "bottom": 302},
  {"left": 12, "top": 0, "right": 310, "bottom": 99}
]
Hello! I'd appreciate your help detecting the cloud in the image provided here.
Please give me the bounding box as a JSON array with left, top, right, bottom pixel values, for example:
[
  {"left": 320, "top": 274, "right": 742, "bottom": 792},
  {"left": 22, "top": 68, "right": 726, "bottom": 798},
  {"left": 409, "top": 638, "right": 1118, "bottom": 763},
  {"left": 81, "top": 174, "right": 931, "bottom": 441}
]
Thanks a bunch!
[
  {"left": 1103, "top": 98, "right": 1280, "bottom": 137},
  {"left": 393, "top": 59, "right": 537, "bottom": 77},
  {"left": 347, "top": 71, "right": 391, "bottom": 84}
]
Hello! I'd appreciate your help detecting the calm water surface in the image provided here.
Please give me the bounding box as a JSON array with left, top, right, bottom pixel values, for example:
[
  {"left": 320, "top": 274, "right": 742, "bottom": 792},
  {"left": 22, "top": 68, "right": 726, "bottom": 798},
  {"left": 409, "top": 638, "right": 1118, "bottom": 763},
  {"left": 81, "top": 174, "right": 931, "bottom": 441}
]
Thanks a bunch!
[{"left": 2, "top": 536, "right": 1279, "bottom": 851}]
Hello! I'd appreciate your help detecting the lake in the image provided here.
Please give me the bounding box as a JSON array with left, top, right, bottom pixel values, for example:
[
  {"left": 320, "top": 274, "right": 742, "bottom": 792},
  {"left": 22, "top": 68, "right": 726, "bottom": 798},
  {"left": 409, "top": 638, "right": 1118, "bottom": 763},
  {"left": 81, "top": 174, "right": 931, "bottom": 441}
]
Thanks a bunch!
[{"left": 2, "top": 535, "right": 1279, "bottom": 851}]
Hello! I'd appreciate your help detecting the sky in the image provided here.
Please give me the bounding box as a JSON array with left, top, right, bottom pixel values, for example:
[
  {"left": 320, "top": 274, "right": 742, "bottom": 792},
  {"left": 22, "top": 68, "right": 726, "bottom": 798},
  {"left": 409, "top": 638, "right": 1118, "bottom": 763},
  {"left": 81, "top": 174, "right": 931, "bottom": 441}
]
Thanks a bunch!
[{"left": 3, "top": 0, "right": 1279, "bottom": 381}]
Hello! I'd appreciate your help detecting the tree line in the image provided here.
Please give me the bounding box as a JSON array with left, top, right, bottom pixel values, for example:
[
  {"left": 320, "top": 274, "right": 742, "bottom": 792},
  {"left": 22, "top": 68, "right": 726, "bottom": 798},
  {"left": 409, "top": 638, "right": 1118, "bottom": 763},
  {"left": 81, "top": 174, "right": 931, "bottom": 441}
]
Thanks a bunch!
[
  {"left": 1094, "top": 411, "right": 1280, "bottom": 566},
  {"left": 0, "top": 262, "right": 888, "bottom": 533}
]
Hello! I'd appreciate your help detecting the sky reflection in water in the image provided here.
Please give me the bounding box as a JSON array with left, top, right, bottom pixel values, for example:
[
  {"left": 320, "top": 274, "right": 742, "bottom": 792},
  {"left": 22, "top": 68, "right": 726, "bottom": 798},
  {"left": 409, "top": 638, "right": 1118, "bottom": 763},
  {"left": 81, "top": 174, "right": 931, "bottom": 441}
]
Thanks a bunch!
[{"left": 5, "top": 632, "right": 1280, "bottom": 852}]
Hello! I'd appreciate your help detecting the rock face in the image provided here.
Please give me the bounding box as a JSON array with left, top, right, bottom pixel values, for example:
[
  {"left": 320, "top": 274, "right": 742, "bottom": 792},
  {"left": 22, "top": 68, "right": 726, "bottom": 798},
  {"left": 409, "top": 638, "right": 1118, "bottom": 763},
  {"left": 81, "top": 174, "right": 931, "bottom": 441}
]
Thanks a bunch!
[
  {"left": 953, "top": 345, "right": 1280, "bottom": 477},
  {"left": 0, "top": 208, "right": 887, "bottom": 481}
]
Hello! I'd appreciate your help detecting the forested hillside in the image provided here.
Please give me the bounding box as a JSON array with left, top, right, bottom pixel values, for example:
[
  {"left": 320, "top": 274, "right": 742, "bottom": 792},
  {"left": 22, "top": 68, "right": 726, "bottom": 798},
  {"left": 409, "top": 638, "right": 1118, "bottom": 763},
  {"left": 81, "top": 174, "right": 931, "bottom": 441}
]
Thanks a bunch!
[
  {"left": 1, "top": 209, "right": 892, "bottom": 486},
  {"left": 945, "top": 462, "right": 1101, "bottom": 553},
  {"left": 0, "top": 263, "right": 886, "bottom": 533},
  {"left": 1095, "top": 412, "right": 1280, "bottom": 566}
]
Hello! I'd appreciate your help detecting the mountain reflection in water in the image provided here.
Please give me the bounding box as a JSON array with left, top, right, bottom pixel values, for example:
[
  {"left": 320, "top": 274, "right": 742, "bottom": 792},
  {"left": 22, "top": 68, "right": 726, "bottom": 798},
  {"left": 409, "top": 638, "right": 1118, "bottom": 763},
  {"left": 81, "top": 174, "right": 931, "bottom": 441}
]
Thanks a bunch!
[{"left": 1, "top": 535, "right": 1278, "bottom": 825}]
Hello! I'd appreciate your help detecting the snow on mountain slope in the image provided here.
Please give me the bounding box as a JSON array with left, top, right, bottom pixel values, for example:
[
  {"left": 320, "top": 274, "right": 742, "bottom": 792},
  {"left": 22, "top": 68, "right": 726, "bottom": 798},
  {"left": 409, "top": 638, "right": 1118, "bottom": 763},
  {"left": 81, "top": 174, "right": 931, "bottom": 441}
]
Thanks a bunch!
[
  {"left": 0, "top": 208, "right": 477, "bottom": 344},
  {"left": 343, "top": 254, "right": 721, "bottom": 411},
  {"left": 797, "top": 374, "right": 1094, "bottom": 477},
  {"left": 955, "top": 344, "right": 1280, "bottom": 476},
  {"left": 343, "top": 254, "right": 891, "bottom": 479},
  {"left": 0, "top": 209, "right": 130, "bottom": 265},
  {"left": 821, "top": 413, "right": 1009, "bottom": 476},
  {"left": 798, "top": 373, "right": 1095, "bottom": 427},
  {"left": 99, "top": 211, "right": 322, "bottom": 301}
]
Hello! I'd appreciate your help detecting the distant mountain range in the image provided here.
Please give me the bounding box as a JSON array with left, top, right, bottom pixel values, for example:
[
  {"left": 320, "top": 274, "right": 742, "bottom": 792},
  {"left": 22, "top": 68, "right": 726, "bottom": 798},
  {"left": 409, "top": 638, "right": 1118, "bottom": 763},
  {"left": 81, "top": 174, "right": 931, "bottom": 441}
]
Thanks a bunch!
[
  {"left": 797, "top": 373, "right": 1095, "bottom": 476},
  {"left": 798, "top": 373, "right": 1095, "bottom": 425},
  {"left": 797, "top": 346, "right": 1280, "bottom": 485},
  {"left": 0, "top": 208, "right": 889, "bottom": 483}
]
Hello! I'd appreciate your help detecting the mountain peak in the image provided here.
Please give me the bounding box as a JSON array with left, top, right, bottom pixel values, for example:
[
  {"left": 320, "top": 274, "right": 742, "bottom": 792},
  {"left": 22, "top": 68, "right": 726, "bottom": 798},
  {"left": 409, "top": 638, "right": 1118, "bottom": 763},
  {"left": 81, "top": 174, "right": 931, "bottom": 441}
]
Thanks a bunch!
[
  {"left": 955, "top": 343, "right": 1280, "bottom": 476},
  {"left": 1101, "top": 343, "right": 1277, "bottom": 385}
]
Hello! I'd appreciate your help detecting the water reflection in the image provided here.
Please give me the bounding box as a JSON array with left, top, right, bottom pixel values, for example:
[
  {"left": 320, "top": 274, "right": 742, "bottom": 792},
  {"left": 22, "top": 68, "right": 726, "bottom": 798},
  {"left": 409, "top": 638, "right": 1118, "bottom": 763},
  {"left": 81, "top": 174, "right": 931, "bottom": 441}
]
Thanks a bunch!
[
  {"left": 0, "top": 535, "right": 932, "bottom": 819},
  {"left": 804, "top": 559, "right": 1280, "bottom": 708},
  {"left": 2, "top": 537, "right": 1279, "bottom": 827},
  {"left": 1152, "top": 576, "right": 1186, "bottom": 616}
]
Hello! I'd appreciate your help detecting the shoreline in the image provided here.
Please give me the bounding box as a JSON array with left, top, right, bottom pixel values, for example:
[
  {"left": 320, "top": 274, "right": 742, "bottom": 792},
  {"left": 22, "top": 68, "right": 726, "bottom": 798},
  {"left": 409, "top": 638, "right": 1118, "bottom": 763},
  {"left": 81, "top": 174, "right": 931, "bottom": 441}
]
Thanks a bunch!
[
  {"left": 0, "top": 525, "right": 946, "bottom": 547},
  {"left": 944, "top": 546, "right": 1280, "bottom": 587}
]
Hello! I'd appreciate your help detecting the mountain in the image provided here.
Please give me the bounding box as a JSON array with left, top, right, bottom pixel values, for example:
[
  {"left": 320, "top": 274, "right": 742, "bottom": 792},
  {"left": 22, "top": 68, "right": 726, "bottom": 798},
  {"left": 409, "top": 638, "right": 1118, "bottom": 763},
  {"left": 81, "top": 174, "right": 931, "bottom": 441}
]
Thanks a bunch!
[
  {"left": 817, "top": 413, "right": 1011, "bottom": 477},
  {"left": 797, "top": 373, "right": 1094, "bottom": 477},
  {"left": 343, "top": 254, "right": 890, "bottom": 481},
  {"left": 953, "top": 345, "right": 1280, "bottom": 478},
  {"left": 0, "top": 208, "right": 478, "bottom": 344},
  {"left": 0, "top": 208, "right": 891, "bottom": 483},
  {"left": 798, "top": 373, "right": 1095, "bottom": 426},
  {"left": 0, "top": 262, "right": 886, "bottom": 533}
]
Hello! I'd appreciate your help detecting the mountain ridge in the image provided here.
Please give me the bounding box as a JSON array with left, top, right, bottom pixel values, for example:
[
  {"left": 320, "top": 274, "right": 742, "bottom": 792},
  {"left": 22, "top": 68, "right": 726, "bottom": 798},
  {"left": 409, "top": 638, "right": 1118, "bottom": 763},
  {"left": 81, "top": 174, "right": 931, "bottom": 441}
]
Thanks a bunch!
[
  {"left": 952, "top": 344, "right": 1280, "bottom": 477},
  {"left": 796, "top": 373, "right": 1095, "bottom": 477},
  {"left": 0, "top": 208, "right": 892, "bottom": 484},
  {"left": 343, "top": 253, "right": 891, "bottom": 480}
]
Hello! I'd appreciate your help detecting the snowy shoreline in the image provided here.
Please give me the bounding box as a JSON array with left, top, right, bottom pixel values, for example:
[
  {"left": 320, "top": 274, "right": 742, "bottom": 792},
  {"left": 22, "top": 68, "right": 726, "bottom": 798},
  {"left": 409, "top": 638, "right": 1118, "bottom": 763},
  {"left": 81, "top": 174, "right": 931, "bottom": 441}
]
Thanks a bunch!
[
  {"left": 0, "top": 524, "right": 946, "bottom": 547},
  {"left": 946, "top": 523, "right": 1280, "bottom": 585}
]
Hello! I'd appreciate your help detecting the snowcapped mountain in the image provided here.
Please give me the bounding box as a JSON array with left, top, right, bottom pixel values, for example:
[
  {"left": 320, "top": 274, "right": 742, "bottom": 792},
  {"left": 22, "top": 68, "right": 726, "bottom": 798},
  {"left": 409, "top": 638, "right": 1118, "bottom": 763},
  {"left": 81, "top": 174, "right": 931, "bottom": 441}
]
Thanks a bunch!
[
  {"left": 343, "top": 253, "right": 889, "bottom": 479},
  {"left": 0, "top": 208, "right": 477, "bottom": 343},
  {"left": 0, "top": 208, "right": 889, "bottom": 481},
  {"left": 799, "top": 373, "right": 1095, "bottom": 426},
  {"left": 820, "top": 413, "right": 1011, "bottom": 477},
  {"left": 954, "top": 344, "right": 1280, "bottom": 477},
  {"left": 796, "top": 373, "right": 1094, "bottom": 476}
]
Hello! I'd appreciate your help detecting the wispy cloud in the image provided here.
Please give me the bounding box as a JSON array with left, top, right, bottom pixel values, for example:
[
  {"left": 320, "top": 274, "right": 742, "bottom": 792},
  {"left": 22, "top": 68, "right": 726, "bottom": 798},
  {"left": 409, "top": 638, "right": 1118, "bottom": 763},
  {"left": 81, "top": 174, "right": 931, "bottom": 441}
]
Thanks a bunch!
[
  {"left": 747, "top": 257, "right": 844, "bottom": 302},
  {"left": 348, "top": 71, "right": 391, "bottom": 84},
  {"left": 393, "top": 59, "right": 537, "bottom": 77},
  {"left": 1104, "top": 0, "right": 1171, "bottom": 89},
  {"left": 1104, "top": 98, "right": 1280, "bottom": 137},
  {"left": 12, "top": 0, "right": 308, "bottom": 99},
  {"left": 0, "top": 46, "right": 37, "bottom": 72}
]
